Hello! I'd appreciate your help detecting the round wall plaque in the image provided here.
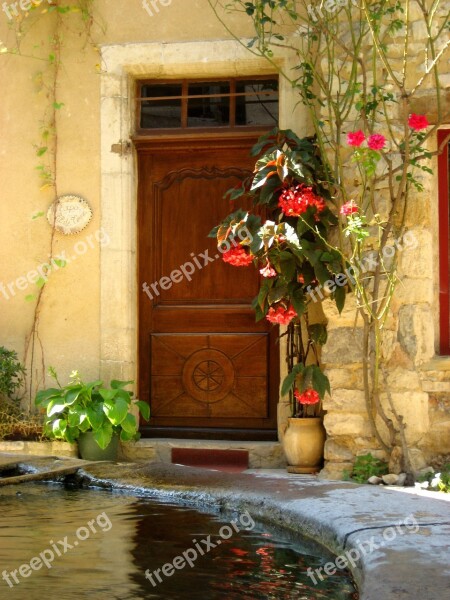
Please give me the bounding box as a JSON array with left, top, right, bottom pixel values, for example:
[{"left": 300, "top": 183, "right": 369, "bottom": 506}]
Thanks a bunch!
[{"left": 47, "top": 195, "right": 92, "bottom": 235}]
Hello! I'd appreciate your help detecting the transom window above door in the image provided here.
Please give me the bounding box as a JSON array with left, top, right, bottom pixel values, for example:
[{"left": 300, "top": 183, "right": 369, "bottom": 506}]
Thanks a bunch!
[{"left": 136, "top": 77, "right": 278, "bottom": 132}]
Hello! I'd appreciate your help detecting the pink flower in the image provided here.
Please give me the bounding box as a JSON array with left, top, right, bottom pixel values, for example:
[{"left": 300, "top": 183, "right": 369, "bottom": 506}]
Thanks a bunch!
[
  {"left": 266, "top": 304, "right": 297, "bottom": 325},
  {"left": 346, "top": 130, "right": 365, "bottom": 147},
  {"left": 340, "top": 201, "right": 358, "bottom": 216},
  {"left": 408, "top": 114, "right": 429, "bottom": 131},
  {"left": 294, "top": 388, "right": 320, "bottom": 405},
  {"left": 259, "top": 262, "right": 277, "bottom": 278},
  {"left": 367, "top": 134, "right": 386, "bottom": 150},
  {"left": 222, "top": 246, "right": 253, "bottom": 267}
]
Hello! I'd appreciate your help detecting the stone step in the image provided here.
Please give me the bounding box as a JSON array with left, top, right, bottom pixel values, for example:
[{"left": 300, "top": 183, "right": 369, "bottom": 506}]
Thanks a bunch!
[{"left": 119, "top": 439, "right": 286, "bottom": 469}]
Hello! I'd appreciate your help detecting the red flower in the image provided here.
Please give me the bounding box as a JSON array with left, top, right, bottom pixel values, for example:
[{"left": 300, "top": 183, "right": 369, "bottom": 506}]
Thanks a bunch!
[
  {"left": 346, "top": 130, "right": 365, "bottom": 147},
  {"left": 259, "top": 261, "right": 277, "bottom": 278},
  {"left": 408, "top": 114, "right": 429, "bottom": 131},
  {"left": 294, "top": 388, "right": 320, "bottom": 405},
  {"left": 222, "top": 246, "right": 253, "bottom": 267},
  {"left": 278, "top": 184, "right": 326, "bottom": 217},
  {"left": 231, "top": 548, "right": 248, "bottom": 556},
  {"left": 297, "top": 274, "right": 305, "bottom": 284},
  {"left": 340, "top": 201, "right": 358, "bottom": 216},
  {"left": 367, "top": 134, "right": 386, "bottom": 150},
  {"left": 266, "top": 304, "right": 297, "bottom": 325}
]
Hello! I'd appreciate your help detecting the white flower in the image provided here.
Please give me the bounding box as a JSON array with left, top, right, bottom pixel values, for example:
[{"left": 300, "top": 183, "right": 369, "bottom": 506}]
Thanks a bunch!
[
  {"left": 416, "top": 481, "right": 429, "bottom": 489},
  {"left": 430, "top": 474, "right": 442, "bottom": 488}
]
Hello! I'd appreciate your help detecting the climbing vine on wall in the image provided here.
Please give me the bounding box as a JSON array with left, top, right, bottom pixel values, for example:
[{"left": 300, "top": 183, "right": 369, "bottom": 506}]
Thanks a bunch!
[{"left": 1, "top": 1, "right": 104, "bottom": 407}]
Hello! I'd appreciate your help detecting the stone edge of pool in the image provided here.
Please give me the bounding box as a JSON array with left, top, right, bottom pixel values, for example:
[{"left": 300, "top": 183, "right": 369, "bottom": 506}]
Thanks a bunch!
[
  {"left": 71, "top": 461, "right": 449, "bottom": 600},
  {"left": 1, "top": 455, "right": 449, "bottom": 599}
]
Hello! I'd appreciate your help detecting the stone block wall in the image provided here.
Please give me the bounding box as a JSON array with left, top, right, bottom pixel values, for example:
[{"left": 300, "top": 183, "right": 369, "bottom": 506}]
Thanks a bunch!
[{"left": 312, "top": 5, "right": 450, "bottom": 479}]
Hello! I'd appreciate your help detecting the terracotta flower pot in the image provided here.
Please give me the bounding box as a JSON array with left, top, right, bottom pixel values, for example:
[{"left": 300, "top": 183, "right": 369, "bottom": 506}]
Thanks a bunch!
[{"left": 283, "top": 417, "right": 325, "bottom": 474}]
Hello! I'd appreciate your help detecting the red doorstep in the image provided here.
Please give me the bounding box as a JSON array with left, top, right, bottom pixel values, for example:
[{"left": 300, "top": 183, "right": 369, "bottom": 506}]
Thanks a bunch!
[{"left": 171, "top": 448, "right": 249, "bottom": 472}]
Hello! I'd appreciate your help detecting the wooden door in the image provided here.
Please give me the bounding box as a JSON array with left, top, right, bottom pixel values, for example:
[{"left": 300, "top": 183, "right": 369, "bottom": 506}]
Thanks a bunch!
[{"left": 137, "top": 135, "right": 279, "bottom": 440}]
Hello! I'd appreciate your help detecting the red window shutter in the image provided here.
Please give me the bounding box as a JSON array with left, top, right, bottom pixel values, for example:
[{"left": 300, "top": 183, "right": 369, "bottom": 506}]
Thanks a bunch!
[{"left": 438, "top": 129, "right": 450, "bottom": 354}]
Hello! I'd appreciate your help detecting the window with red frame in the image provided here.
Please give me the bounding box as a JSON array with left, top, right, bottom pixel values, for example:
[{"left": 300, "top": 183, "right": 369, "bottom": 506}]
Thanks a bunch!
[{"left": 438, "top": 129, "right": 450, "bottom": 354}]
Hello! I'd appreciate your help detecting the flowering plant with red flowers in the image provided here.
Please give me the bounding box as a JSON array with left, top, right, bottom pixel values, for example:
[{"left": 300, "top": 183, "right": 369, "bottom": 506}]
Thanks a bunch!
[{"left": 210, "top": 129, "right": 337, "bottom": 417}]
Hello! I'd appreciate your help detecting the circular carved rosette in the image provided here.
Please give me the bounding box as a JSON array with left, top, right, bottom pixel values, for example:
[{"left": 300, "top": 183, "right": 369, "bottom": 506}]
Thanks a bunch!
[{"left": 182, "top": 349, "right": 235, "bottom": 404}]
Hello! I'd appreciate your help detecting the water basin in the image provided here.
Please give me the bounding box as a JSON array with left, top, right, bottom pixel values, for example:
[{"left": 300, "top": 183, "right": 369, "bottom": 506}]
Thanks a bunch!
[{"left": 0, "top": 483, "right": 358, "bottom": 599}]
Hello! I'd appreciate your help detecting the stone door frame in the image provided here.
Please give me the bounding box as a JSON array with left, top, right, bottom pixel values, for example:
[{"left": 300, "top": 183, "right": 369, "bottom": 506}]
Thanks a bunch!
[{"left": 98, "top": 40, "right": 307, "bottom": 435}]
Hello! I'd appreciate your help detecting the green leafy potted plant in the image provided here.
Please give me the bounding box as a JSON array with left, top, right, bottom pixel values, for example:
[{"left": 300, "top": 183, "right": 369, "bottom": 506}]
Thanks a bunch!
[
  {"left": 210, "top": 129, "right": 340, "bottom": 472},
  {"left": 35, "top": 369, "right": 150, "bottom": 461}
]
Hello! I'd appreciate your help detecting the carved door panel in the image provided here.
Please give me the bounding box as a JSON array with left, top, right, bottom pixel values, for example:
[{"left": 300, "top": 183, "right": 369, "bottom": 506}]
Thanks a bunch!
[{"left": 137, "top": 136, "right": 279, "bottom": 439}]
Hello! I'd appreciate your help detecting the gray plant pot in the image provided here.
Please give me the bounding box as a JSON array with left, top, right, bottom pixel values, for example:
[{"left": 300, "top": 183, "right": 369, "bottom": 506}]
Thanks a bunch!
[{"left": 78, "top": 431, "right": 119, "bottom": 461}]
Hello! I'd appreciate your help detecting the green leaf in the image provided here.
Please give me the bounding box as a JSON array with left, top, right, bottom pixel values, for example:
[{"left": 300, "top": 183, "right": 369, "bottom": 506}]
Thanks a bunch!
[
  {"left": 52, "top": 258, "right": 66, "bottom": 268},
  {"left": 115, "top": 388, "right": 133, "bottom": 404},
  {"left": 53, "top": 102, "right": 64, "bottom": 110},
  {"left": 93, "top": 422, "right": 113, "bottom": 450},
  {"left": 52, "top": 418, "right": 67, "bottom": 439},
  {"left": 255, "top": 279, "right": 273, "bottom": 313},
  {"left": 259, "top": 175, "right": 281, "bottom": 204},
  {"left": 290, "top": 288, "right": 306, "bottom": 318},
  {"left": 47, "top": 399, "right": 68, "bottom": 418},
  {"left": 64, "top": 426, "right": 79, "bottom": 444},
  {"left": 67, "top": 407, "right": 88, "bottom": 428},
  {"left": 120, "top": 413, "right": 137, "bottom": 435},
  {"left": 252, "top": 298, "right": 266, "bottom": 322},
  {"left": 36, "top": 147, "right": 48, "bottom": 157},
  {"left": 283, "top": 223, "right": 301, "bottom": 250},
  {"left": 311, "top": 365, "right": 331, "bottom": 399},
  {"left": 32, "top": 211, "right": 45, "bottom": 220},
  {"left": 25, "top": 294, "right": 36, "bottom": 302},
  {"left": 68, "top": 410, "right": 81, "bottom": 427},
  {"left": 334, "top": 285, "right": 346, "bottom": 314},
  {"left": 120, "top": 429, "right": 136, "bottom": 442},
  {"left": 98, "top": 388, "right": 118, "bottom": 403},
  {"left": 309, "top": 324, "right": 328, "bottom": 345},
  {"left": 35, "top": 388, "right": 62, "bottom": 407},
  {"left": 85, "top": 380, "right": 103, "bottom": 395},
  {"left": 103, "top": 397, "right": 129, "bottom": 426},
  {"left": 268, "top": 284, "right": 288, "bottom": 305},
  {"left": 135, "top": 400, "right": 150, "bottom": 421},
  {"left": 314, "top": 262, "right": 331, "bottom": 286},
  {"left": 86, "top": 405, "right": 105, "bottom": 430},
  {"left": 279, "top": 252, "right": 296, "bottom": 281},
  {"left": 35, "top": 277, "right": 47, "bottom": 289},
  {"left": 65, "top": 386, "right": 84, "bottom": 405},
  {"left": 110, "top": 379, "right": 134, "bottom": 390},
  {"left": 281, "top": 363, "right": 305, "bottom": 396}
]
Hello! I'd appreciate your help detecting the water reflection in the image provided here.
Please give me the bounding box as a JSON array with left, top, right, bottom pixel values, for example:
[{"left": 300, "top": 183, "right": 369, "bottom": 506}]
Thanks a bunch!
[{"left": 0, "top": 483, "right": 357, "bottom": 599}]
